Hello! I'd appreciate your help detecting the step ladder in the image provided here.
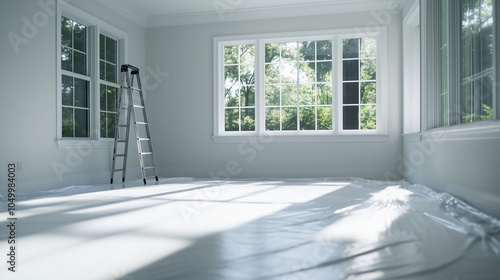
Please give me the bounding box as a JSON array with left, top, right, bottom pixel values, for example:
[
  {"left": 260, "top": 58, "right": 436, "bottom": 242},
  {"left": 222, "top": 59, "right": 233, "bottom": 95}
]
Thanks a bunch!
[{"left": 111, "top": 64, "right": 159, "bottom": 185}]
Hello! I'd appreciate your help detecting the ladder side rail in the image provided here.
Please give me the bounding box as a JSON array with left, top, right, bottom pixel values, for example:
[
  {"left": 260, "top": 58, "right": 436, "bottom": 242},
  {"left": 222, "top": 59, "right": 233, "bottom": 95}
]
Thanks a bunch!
[
  {"left": 136, "top": 74, "right": 159, "bottom": 182},
  {"left": 121, "top": 71, "right": 133, "bottom": 182}
]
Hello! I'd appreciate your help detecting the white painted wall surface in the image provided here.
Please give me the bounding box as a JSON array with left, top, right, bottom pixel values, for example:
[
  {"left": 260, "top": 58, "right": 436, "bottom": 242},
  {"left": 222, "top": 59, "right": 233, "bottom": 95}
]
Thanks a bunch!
[
  {"left": 0, "top": 0, "right": 146, "bottom": 193},
  {"left": 145, "top": 10, "right": 404, "bottom": 180}
]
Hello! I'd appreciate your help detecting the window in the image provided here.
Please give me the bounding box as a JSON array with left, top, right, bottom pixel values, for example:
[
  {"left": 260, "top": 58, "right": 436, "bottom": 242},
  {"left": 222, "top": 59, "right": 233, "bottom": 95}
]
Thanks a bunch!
[
  {"left": 99, "top": 34, "right": 119, "bottom": 138},
  {"left": 426, "top": 0, "right": 498, "bottom": 130},
  {"left": 61, "top": 16, "right": 89, "bottom": 138},
  {"left": 214, "top": 28, "right": 387, "bottom": 142},
  {"left": 57, "top": 3, "right": 126, "bottom": 146}
]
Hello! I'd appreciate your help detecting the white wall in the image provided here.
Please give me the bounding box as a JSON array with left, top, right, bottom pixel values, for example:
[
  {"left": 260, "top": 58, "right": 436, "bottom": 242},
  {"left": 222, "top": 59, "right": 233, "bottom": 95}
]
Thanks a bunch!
[
  {"left": 0, "top": 0, "right": 145, "bottom": 193},
  {"left": 145, "top": 10, "right": 404, "bottom": 180}
]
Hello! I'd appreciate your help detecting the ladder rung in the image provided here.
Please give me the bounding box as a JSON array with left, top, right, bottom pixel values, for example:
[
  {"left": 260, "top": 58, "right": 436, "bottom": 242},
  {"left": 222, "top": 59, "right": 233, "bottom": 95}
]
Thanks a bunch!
[
  {"left": 135, "top": 122, "right": 147, "bottom": 125},
  {"left": 119, "top": 125, "right": 128, "bottom": 127},
  {"left": 143, "top": 166, "right": 155, "bottom": 170},
  {"left": 138, "top": 138, "right": 150, "bottom": 141},
  {"left": 115, "top": 154, "right": 125, "bottom": 157},
  {"left": 141, "top": 152, "right": 152, "bottom": 155},
  {"left": 117, "top": 140, "right": 127, "bottom": 143},
  {"left": 120, "top": 107, "right": 128, "bottom": 110},
  {"left": 133, "top": 105, "right": 145, "bottom": 109},
  {"left": 113, "top": 169, "right": 124, "bottom": 172},
  {"left": 131, "top": 87, "right": 141, "bottom": 91}
]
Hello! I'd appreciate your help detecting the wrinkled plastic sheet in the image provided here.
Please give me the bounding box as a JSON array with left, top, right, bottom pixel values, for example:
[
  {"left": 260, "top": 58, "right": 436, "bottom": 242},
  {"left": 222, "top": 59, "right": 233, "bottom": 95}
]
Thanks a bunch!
[{"left": 1, "top": 177, "right": 499, "bottom": 280}]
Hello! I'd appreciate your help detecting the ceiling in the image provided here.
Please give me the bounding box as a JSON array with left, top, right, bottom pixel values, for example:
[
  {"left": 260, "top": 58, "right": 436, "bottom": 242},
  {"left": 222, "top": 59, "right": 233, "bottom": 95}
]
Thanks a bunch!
[{"left": 96, "top": 0, "right": 403, "bottom": 27}]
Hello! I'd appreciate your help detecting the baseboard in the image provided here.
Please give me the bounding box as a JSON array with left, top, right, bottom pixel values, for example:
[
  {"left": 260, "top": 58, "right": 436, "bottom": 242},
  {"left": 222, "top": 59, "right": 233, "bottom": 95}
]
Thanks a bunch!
[{"left": 406, "top": 170, "right": 500, "bottom": 219}]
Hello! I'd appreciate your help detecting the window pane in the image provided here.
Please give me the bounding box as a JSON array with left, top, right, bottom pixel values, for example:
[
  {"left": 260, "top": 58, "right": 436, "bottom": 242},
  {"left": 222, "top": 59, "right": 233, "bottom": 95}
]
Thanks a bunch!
[
  {"left": 265, "top": 85, "right": 280, "bottom": 106},
  {"left": 266, "top": 108, "right": 280, "bottom": 131},
  {"left": 299, "top": 62, "right": 315, "bottom": 84},
  {"left": 100, "top": 61, "right": 106, "bottom": 80},
  {"left": 343, "top": 106, "right": 359, "bottom": 130},
  {"left": 317, "top": 84, "right": 332, "bottom": 105},
  {"left": 343, "top": 60, "right": 359, "bottom": 81},
  {"left": 343, "top": 39, "right": 359, "bottom": 58},
  {"left": 100, "top": 112, "right": 106, "bottom": 137},
  {"left": 299, "top": 41, "right": 315, "bottom": 61},
  {"left": 360, "top": 105, "right": 376, "bottom": 130},
  {"left": 225, "top": 87, "right": 239, "bottom": 107},
  {"left": 106, "top": 62, "right": 116, "bottom": 83},
  {"left": 61, "top": 17, "right": 72, "bottom": 48},
  {"left": 241, "top": 108, "right": 255, "bottom": 131},
  {"left": 62, "top": 75, "right": 73, "bottom": 106},
  {"left": 360, "top": 59, "right": 376, "bottom": 80},
  {"left": 241, "top": 86, "right": 255, "bottom": 107},
  {"left": 106, "top": 37, "right": 117, "bottom": 64},
  {"left": 317, "top": 106, "right": 332, "bottom": 130},
  {"left": 460, "top": 0, "right": 494, "bottom": 124},
  {"left": 280, "top": 62, "right": 298, "bottom": 84},
  {"left": 281, "top": 85, "right": 297, "bottom": 106},
  {"left": 265, "top": 64, "right": 280, "bottom": 84},
  {"left": 74, "top": 78, "right": 88, "bottom": 108},
  {"left": 300, "top": 107, "right": 315, "bottom": 130},
  {"left": 240, "top": 44, "right": 255, "bottom": 64},
  {"left": 73, "top": 23, "right": 86, "bottom": 52},
  {"left": 316, "top": 40, "right": 332, "bottom": 60},
  {"left": 74, "top": 108, "right": 89, "bottom": 137},
  {"left": 343, "top": 82, "right": 359, "bottom": 104},
  {"left": 100, "top": 34, "right": 105, "bottom": 60},
  {"left": 360, "top": 82, "right": 376, "bottom": 104},
  {"left": 299, "top": 84, "right": 315, "bottom": 105},
  {"left": 100, "top": 84, "right": 106, "bottom": 111},
  {"left": 317, "top": 62, "right": 332, "bottom": 83},
  {"left": 360, "top": 38, "right": 376, "bottom": 58},
  {"left": 225, "top": 109, "right": 239, "bottom": 131},
  {"left": 281, "top": 42, "right": 297, "bottom": 61},
  {"left": 61, "top": 47, "right": 72, "bottom": 71},
  {"left": 282, "top": 107, "right": 297, "bottom": 130},
  {"left": 107, "top": 87, "right": 117, "bottom": 112},
  {"left": 74, "top": 51, "right": 86, "bottom": 75},
  {"left": 107, "top": 113, "right": 116, "bottom": 138},
  {"left": 225, "top": 65, "right": 239, "bottom": 86},
  {"left": 62, "top": 107, "right": 73, "bottom": 137},
  {"left": 240, "top": 64, "right": 255, "bottom": 85},
  {"left": 224, "top": 45, "right": 238, "bottom": 64},
  {"left": 265, "top": 43, "right": 280, "bottom": 63}
]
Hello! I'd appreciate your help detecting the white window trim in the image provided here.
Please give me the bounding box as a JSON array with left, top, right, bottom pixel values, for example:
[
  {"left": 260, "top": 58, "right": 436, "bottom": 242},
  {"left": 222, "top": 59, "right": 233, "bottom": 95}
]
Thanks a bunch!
[
  {"left": 402, "top": 0, "right": 420, "bottom": 137},
  {"left": 56, "top": 1, "right": 128, "bottom": 149},
  {"left": 421, "top": 0, "right": 500, "bottom": 142},
  {"left": 213, "top": 27, "right": 388, "bottom": 143}
]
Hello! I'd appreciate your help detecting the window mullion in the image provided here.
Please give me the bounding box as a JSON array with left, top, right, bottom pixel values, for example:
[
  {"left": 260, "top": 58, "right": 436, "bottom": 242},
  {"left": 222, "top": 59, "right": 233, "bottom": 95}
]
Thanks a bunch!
[
  {"left": 494, "top": 0, "right": 500, "bottom": 120},
  {"left": 448, "top": 0, "right": 461, "bottom": 126},
  {"left": 256, "top": 40, "right": 265, "bottom": 134},
  {"left": 88, "top": 25, "right": 99, "bottom": 140}
]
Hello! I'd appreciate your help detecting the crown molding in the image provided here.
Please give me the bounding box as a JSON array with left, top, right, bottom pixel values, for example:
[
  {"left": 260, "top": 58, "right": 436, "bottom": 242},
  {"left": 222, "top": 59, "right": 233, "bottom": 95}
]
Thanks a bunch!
[
  {"left": 95, "top": 0, "right": 148, "bottom": 27},
  {"left": 96, "top": 0, "right": 402, "bottom": 28},
  {"left": 147, "top": 0, "right": 400, "bottom": 27}
]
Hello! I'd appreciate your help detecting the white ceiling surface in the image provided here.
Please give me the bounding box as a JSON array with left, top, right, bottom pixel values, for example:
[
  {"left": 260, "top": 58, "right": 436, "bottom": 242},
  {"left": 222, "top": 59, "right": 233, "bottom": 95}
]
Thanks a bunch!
[{"left": 96, "top": 0, "right": 402, "bottom": 27}]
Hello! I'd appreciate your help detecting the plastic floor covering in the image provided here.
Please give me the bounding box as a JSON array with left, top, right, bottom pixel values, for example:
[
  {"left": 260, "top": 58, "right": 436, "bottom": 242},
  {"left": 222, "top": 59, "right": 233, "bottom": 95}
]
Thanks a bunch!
[{"left": 1, "top": 177, "right": 499, "bottom": 280}]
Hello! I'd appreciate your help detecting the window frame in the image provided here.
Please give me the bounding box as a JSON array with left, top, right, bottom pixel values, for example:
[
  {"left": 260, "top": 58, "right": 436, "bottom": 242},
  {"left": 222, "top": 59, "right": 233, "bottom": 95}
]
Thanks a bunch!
[
  {"left": 56, "top": 2, "right": 127, "bottom": 149},
  {"left": 213, "top": 27, "right": 388, "bottom": 143},
  {"left": 422, "top": 0, "right": 500, "bottom": 141}
]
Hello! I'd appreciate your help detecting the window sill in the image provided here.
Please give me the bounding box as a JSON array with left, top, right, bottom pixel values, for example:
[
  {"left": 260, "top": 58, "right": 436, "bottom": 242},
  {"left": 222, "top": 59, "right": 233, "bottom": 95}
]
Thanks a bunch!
[
  {"left": 402, "top": 132, "right": 421, "bottom": 142},
  {"left": 56, "top": 138, "right": 115, "bottom": 149},
  {"left": 213, "top": 133, "right": 388, "bottom": 143},
  {"left": 422, "top": 120, "right": 500, "bottom": 142}
]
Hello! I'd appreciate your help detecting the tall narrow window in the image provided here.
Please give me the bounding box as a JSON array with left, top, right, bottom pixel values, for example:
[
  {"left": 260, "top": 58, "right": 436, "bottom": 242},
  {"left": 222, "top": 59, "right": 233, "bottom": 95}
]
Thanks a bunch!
[
  {"left": 438, "top": 1, "right": 449, "bottom": 127},
  {"left": 342, "top": 38, "right": 377, "bottom": 130},
  {"left": 264, "top": 40, "right": 333, "bottom": 131},
  {"left": 61, "top": 16, "right": 89, "bottom": 138},
  {"left": 224, "top": 44, "right": 256, "bottom": 132},
  {"left": 100, "top": 34, "right": 118, "bottom": 138},
  {"left": 460, "top": 0, "right": 494, "bottom": 123}
]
